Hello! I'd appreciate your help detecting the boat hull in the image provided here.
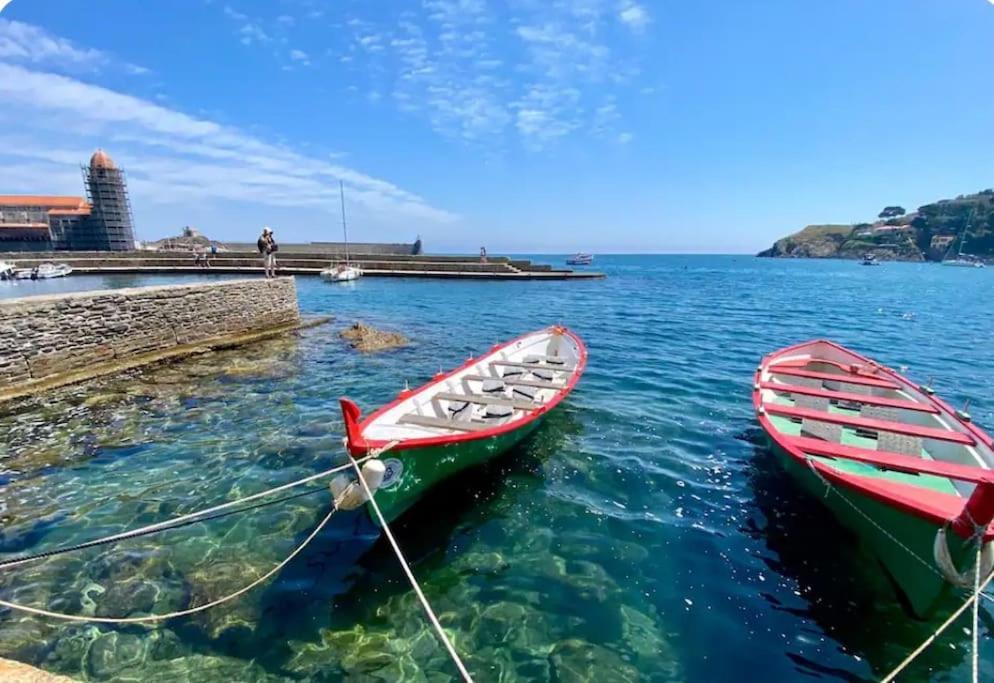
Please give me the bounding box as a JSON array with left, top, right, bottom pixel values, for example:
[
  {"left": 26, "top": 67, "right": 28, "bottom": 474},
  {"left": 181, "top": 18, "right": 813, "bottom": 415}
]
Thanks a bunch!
[
  {"left": 764, "top": 434, "right": 978, "bottom": 617},
  {"left": 366, "top": 417, "right": 544, "bottom": 524}
]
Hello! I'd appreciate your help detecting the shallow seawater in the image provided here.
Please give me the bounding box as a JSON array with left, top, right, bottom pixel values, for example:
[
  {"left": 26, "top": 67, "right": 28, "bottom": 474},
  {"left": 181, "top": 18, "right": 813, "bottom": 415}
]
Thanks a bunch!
[{"left": 1, "top": 256, "right": 993, "bottom": 682}]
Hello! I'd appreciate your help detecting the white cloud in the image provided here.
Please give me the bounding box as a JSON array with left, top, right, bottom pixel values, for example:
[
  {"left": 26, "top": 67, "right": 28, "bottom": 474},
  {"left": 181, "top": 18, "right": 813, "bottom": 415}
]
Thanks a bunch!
[
  {"left": 0, "top": 62, "right": 457, "bottom": 229},
  {"left": 0, "top": 18, "right": 149, "bottom": 75},
  {"left": 619, "top": 3, "right": 650, "bottom": 31},
  {"left": 277, "top": 15, "right": 296, "bottom": 26},
  {"left": 289, "top": 48, "right": 310, "bottom": 65},
  {"left": 617, "top": 131, "right": 633, "bottom": 144},
  {"left": 224, "top": 5, "right": 272, "bottom": 45}
]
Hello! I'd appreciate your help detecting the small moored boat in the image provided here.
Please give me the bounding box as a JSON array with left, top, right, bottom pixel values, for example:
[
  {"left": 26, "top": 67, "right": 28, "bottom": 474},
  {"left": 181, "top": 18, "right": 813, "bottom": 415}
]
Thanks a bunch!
[
  {"left": 335, "top": 326, "right": 586, "bottom": 523},
  {"left": 14, "top": 263, "right": 73, "bottom": 279},
  {"left": 321, "top": 264, "right": 362, "bottom": 282},
  {"left": 754, "top": 340, "right": 994, "bottom": 617},
  {"left": 0, "top": 261, "right": 15, "bottom": 281},
  {"left": 566, "top": 253, "right": 593, "bottom": 266}
]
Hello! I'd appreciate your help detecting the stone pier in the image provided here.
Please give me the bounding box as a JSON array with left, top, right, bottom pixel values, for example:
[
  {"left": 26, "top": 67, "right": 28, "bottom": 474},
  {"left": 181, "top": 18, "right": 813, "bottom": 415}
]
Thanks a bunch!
[{"left": 0, "top": 277, "right": 301, "bottom": 401}]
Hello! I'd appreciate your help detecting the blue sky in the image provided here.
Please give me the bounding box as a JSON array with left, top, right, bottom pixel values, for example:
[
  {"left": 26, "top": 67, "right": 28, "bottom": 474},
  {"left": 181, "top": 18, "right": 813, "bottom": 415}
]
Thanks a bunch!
[{"left": 0, "top": 0, "right": 992, "bottom": 253}]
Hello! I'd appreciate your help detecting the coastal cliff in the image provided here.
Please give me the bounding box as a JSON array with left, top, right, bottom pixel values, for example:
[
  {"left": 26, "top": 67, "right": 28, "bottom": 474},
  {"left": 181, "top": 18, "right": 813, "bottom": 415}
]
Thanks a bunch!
[{"left": 758, "top": 189, "right": 994, "bottom": 261}]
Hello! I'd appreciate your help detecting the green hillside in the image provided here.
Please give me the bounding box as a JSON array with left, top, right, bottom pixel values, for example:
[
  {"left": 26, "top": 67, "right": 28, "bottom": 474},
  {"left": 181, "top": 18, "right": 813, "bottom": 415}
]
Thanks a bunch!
[{"left": 758, "top": 189, "right": 994, "bottom": 261}]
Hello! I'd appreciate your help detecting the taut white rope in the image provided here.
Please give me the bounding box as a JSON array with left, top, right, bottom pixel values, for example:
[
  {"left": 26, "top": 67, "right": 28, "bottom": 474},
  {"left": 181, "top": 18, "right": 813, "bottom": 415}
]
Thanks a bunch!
[
  {"left": 880, "top": 548, "right": 993, "bottom": 683},
  {"left": 0, "top": 505, "right": 339, "bottom": 623},
  {"left": 0, "top": 456, "right": 373, "bottom": 572},
  {"left": 349, "top": 452, "right": 474, "bottom": 682}
]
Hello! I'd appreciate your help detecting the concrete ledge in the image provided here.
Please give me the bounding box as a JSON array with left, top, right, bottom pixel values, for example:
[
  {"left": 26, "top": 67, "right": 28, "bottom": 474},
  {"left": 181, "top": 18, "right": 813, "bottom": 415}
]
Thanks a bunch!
[
  {"left": 0, "top": 277, "right": 304, "bottom": 397},
  {"left": 0, "top": 316, "right": 328, "bottom": 405},
  {"left": 64, "top": 265, "right": 606, "bottom": 280}
]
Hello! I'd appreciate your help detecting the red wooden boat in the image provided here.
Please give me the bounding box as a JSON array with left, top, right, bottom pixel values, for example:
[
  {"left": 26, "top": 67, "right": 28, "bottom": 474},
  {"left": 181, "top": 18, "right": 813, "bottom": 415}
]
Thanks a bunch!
[{"left": 754, "top": 339, "right": 994, "bottom": 616}]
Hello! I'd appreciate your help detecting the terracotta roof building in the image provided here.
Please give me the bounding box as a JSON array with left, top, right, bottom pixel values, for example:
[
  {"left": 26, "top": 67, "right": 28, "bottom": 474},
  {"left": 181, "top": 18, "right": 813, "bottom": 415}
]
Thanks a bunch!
[{"left": 0, "top": 149, "right": 136, "bottom": 252}]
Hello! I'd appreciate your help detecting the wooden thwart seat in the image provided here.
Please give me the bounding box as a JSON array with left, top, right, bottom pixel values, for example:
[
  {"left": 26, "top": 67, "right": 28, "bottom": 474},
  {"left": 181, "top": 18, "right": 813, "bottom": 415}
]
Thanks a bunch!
[
  {"left": 759, "top": 381, "right": 937, "bottom": 413},
  {"left": 787, "top": 435, "right": 994, "bottom": 484},
  {"left": 492, "top": 360, "right": 573, "bottom": 372},
  {"left": 767, "top": 366, "right": 900, "bottom": 390},
  {"left": 765, "top": 404, "right": 976, "bottom": 445},
  {"left": 398, "top": 414, "right": 490, "bottom": 432},
  {"left": 435, "top": 392, "right": 540, "bottom": 411},
  {"left": 464, "top": 374, "right": 565, "bottom": 390}
]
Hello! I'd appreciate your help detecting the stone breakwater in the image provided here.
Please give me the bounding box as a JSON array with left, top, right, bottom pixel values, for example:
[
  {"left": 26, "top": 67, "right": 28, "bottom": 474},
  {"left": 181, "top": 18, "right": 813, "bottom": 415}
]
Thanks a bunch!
[{"left": 0, "top": 277, "right": 300, "bottom": 399}]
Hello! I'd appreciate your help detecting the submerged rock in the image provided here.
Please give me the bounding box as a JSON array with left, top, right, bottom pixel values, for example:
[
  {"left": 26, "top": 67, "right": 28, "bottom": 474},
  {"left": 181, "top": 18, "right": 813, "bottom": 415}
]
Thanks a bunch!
[{"left": 340, "top": 322, "right": 408, "bottom": 353}]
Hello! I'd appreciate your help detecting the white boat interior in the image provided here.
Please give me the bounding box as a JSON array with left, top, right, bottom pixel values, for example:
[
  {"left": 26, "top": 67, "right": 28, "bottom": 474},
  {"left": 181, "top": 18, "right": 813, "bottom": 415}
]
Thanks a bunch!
[
  {"left": 363, "top": 328, "right": 583, "bottom": 441},
  {"left": 757, "top": 340, "right": 994, "bottom": 498}
]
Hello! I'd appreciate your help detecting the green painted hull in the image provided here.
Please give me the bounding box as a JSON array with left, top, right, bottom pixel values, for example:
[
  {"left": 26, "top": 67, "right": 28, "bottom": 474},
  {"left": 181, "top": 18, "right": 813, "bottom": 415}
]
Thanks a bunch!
[
  {"left": 367, "top": 417, "right": 545, "bottom": 524},
  {"left": 767, "top": 437, "right": 975, "bottom": 618}
]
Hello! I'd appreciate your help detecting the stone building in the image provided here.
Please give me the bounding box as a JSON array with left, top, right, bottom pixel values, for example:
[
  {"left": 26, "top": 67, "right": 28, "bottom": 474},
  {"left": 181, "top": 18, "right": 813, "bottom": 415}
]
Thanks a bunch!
[{"left": 0, "top": 149, "right": 136, "bottom": 252}]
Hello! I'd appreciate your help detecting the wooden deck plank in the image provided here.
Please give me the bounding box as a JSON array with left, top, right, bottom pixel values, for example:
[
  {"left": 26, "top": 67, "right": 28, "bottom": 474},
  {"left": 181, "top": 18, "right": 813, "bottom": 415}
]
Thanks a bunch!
[
  {"left": 759, "top": 381, "right": 936, "bottom": 413},
  {"left": 434, "top": 391, "right": 540, "bottom": 411},
  {"left": 398, "top": 414, "right": 490, "bottom": 432},
  {"left": 767, "top": 366, "right": 900, "bottom": 389},
  {"left": 764, "top": 404, "right": 975, "bottom": 445},
  {"left": 491, "top": 360, "right": 573, "bottom": 372},
  {"left": 463, "top": 374, "right": 565, "bottom": 390}
]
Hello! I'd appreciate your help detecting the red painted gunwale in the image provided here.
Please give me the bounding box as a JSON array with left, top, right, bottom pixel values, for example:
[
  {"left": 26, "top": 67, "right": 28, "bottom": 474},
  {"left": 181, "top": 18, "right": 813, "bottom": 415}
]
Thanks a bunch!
[
  {"left": 342, "top": 326, "right": 586, "bottom": 455},
  {"left": 787, "top": 436, "right": 994, "bottom": 484},
  {"left": 757, "top": 380, "right": 939, "bottom": 413},
  {"left": 754, "top": 339, "right": 994, "bottom": 541}
]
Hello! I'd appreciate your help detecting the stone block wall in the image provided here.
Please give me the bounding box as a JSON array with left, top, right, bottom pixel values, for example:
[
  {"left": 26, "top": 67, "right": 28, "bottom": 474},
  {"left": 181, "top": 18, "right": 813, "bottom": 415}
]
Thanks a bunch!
[{"left": 0, "top": 277, "right": 299, "bottom": 387}]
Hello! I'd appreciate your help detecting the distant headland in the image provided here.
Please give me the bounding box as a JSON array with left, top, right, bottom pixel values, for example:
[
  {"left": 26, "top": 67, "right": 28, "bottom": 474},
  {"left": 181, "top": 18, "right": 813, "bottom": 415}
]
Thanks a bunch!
[{"left": 757, "top": 189, "right": 994, "bottom": 262}]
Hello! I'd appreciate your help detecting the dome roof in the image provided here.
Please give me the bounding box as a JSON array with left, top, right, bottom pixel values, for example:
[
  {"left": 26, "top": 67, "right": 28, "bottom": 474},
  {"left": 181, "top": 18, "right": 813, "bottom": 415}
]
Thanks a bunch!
[{"left": 89, "top": 149, "right": 116, "bottom": 169}]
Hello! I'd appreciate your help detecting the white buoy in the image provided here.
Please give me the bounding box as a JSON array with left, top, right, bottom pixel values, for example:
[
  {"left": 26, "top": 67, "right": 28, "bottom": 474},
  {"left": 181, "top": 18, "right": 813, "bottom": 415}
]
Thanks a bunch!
[{"left": 330, "top": 459, "right": 387, "bottom": 510}]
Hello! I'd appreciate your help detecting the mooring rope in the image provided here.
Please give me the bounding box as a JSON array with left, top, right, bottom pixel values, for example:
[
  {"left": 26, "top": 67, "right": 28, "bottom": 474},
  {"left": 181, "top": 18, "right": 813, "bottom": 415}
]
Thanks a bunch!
[
  {"left": 0, "top": 485, "right": 328, "bottom": 570},
  {"left": 803, "top": 457, "right": 992, "bottom": 682},
  {"left": 880, "top": 546, "right": 993, "bottom": 683},
  {"left": 0, "top": 456, "right": 373, "bottom": 572},
  {"left": 0, "top": 504, "right": 339, "bottom": 624},
  {"left": 349, "top": 453, "right": 474, "bottom": 682}
]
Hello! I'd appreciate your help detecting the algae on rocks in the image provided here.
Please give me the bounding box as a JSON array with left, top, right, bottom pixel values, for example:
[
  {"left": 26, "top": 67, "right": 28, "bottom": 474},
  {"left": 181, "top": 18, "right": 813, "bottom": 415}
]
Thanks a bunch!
[{"left": 340, "top": 322, "right": 408, "bottom": 353}]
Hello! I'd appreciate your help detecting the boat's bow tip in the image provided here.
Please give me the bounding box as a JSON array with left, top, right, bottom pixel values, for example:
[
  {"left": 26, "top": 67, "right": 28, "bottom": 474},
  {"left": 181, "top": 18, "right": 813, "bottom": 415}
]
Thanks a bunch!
[{"left": 339, "top": 397, "right": 367, "bottom": 453}]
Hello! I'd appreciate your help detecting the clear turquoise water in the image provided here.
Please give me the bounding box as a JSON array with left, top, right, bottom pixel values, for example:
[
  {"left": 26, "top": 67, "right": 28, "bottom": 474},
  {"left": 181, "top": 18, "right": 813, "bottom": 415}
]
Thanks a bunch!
[{"left": 1, "top": 256, "right": 993, "bottom": 682}]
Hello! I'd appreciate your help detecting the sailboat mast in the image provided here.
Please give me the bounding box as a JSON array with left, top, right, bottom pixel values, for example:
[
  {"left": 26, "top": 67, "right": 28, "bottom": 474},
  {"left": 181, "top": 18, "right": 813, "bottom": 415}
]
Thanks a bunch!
[{"left": 339, "top": 180, "right": 350, "bottom": 263}]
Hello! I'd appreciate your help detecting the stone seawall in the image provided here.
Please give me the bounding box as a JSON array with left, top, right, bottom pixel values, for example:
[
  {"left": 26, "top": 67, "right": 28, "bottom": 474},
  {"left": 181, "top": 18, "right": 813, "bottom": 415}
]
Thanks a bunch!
[{"left": 0, "top": 277, "right": 299, "bottom": 393}]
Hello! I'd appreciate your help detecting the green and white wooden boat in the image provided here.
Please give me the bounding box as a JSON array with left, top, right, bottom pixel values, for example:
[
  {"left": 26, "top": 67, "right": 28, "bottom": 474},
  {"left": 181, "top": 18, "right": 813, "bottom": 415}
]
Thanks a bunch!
[
  {"left": 336, "top": 326, "right": 586, "bottom": 524},
  {"left": 755, "top": 340, "right": 994, "bottom": 617}
]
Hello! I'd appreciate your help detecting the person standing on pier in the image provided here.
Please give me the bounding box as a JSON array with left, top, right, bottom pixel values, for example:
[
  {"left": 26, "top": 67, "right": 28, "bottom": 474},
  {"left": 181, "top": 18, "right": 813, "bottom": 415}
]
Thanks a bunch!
[{"left": 258, "top": 227, "right": 278, "bottom": 278}]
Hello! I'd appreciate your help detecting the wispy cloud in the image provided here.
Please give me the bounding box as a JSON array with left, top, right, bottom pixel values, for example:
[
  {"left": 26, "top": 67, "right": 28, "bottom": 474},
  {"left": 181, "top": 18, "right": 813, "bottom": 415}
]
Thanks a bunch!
[
  {"left": 289, "top": 48, "right": 310, "bottom": 65},
  {"left": 0, "top": 61, "right": 457, "bottom": 227},
  {"left": 0, "top": 18, "right": 149, "bottom": 75},
  {"left": 223, "top": 4, "right": 272, "bottom": 46},
  {"left": 619, "top": 3, "right": 650, "bottom": 32},
  {"left": 333, "top": 0, "right": 649, "bottom": 150}
]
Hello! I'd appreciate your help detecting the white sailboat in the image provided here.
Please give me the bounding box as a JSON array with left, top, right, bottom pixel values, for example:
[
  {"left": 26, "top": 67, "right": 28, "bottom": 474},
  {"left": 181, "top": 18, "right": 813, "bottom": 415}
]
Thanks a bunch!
[
  {"left": 321, "top": 181, "right": 363, "bottom": 283},
  {"left": 941, "top": 220, "right": 985, "bottom": 268}
]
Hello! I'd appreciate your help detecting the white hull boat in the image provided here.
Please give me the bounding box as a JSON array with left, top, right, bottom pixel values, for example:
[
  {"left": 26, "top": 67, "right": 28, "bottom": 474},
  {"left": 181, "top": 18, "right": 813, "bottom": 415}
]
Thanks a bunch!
[
  {"left": 321, "top": 265, "right": 362, "bottom": 282},
  {"left": 15, "top": 263, "right": 73, "bottom": 279}
]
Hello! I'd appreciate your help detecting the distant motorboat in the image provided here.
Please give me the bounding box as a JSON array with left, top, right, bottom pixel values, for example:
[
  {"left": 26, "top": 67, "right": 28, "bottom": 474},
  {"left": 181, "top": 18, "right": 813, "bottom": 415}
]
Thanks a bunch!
[
  {"left": 861, "top": 253, "right": 881, "bottom": 266},
  {"left": 566, "top": 253, "right": 593, "bottom": 266},
  {"left": 322, "top": 180, "right": 364, "bottom": 284},
  {"left": 15, "top": 263, "right": 73, "bottom": 280}
]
